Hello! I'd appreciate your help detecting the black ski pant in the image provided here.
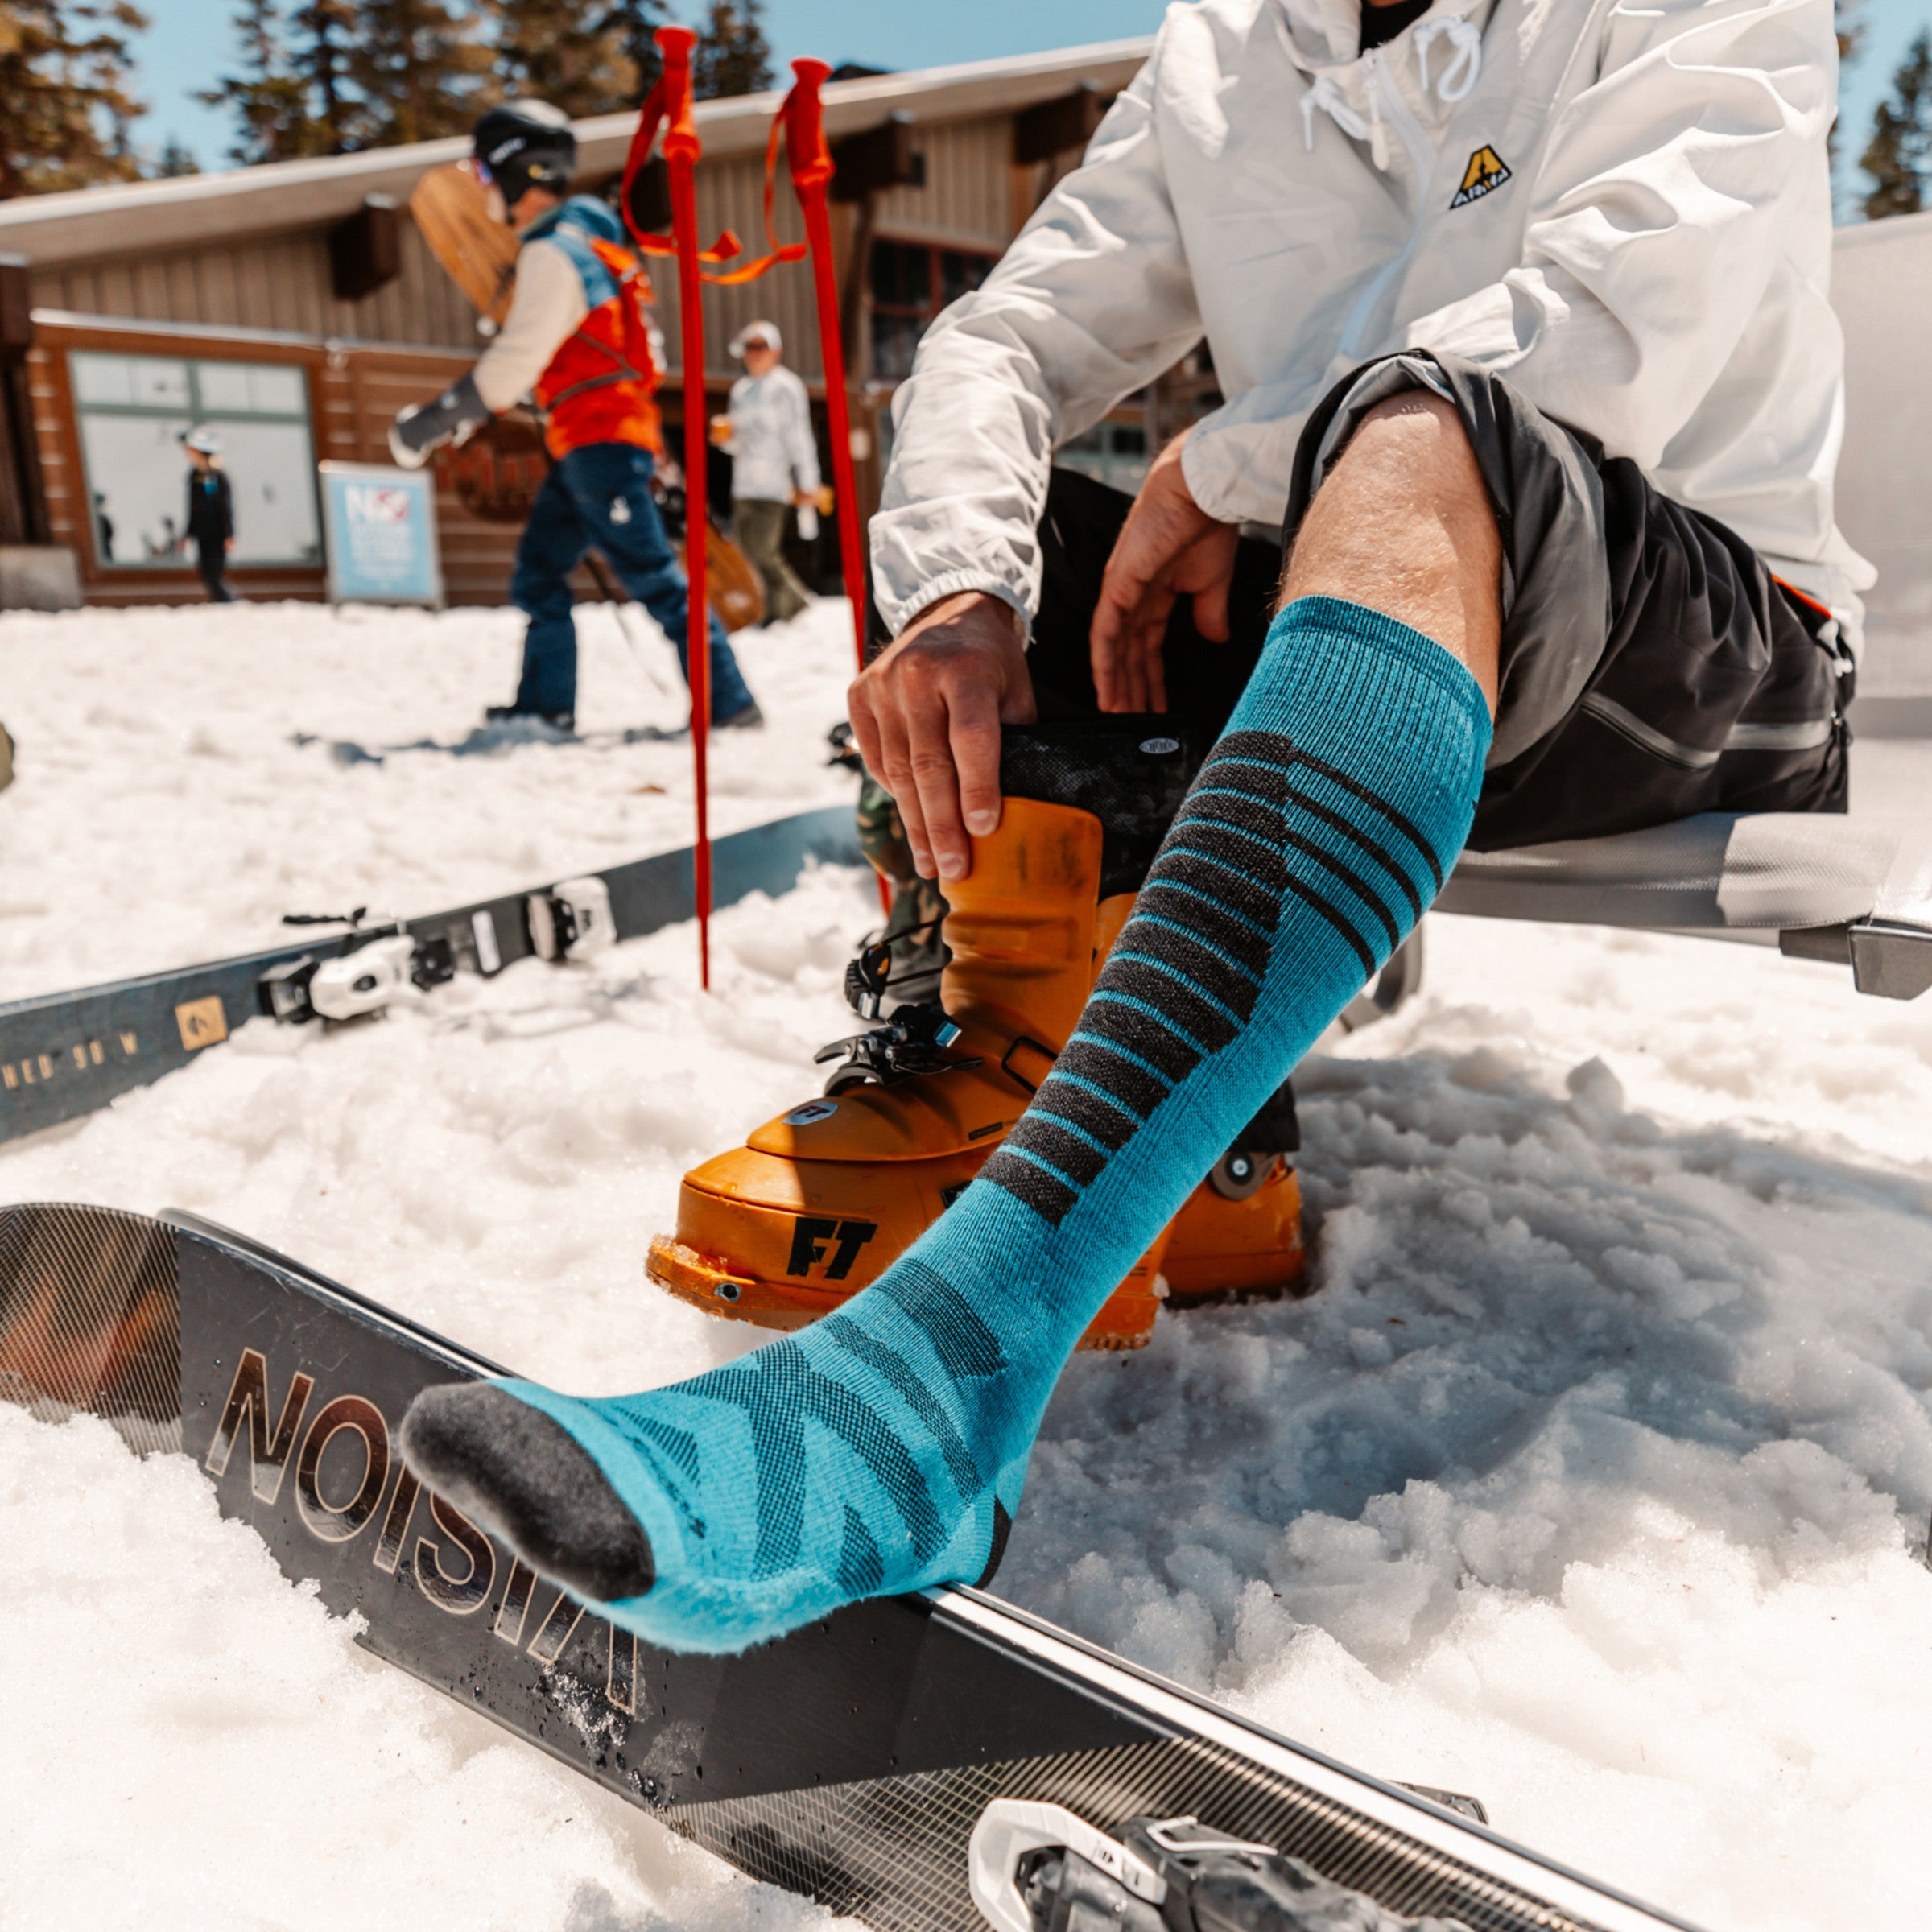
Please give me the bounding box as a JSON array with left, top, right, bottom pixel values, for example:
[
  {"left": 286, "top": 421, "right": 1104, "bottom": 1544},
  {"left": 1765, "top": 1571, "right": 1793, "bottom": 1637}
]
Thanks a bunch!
[{"left": 194, "top": 541, "right": 234, "bottom": 605}]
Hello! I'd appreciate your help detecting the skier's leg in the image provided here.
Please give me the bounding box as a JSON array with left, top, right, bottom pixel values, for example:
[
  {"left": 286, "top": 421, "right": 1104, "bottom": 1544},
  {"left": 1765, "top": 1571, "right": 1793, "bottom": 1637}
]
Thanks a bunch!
[
  {"left": 509, "top": 463, "right": 591, "bottom": 718},
  {"left": 735, "top": 497, "right": 811, "bottom": 623},
  {"left": 572, "top": 444, "right": 760, "bottom": 723},
  {"left": 197, "top": 545, "right": 235, "bottom": 604},
  {"left": 402, "top": 394, "right": 1499, "bottom": 1654}
]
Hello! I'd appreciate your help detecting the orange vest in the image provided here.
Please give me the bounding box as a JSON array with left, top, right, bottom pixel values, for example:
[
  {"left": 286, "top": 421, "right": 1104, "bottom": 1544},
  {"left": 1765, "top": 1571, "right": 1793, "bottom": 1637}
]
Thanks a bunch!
[{"left": 530, "top": 215, "right": 666, "bottom": 460}]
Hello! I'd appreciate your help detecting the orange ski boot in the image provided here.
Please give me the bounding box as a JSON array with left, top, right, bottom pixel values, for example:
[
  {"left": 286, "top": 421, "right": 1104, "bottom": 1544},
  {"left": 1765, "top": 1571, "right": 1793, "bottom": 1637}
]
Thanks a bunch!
[{"left": 648, "top": 724, "right": 1306, "bottom": 1347}]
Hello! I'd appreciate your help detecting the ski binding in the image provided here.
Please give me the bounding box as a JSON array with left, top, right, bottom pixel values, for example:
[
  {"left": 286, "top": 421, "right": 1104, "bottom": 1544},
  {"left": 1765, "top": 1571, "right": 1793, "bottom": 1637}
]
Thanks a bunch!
[
  {"left": 527, "top": 874, "right": 615, "bottom": 960},
  {"left": 972, "top": 1799, "right": 1476, "bottom": 1932}
]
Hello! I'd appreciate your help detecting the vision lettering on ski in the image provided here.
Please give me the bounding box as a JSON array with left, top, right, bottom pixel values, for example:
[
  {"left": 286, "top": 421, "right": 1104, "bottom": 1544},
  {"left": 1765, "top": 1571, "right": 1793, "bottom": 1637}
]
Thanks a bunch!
[
  {"left": 786, "top": 1216, "right": 877, "bottom": 1279},
  {"left": 203, "top": 1344, "right": 642, "bottom": 1718}
]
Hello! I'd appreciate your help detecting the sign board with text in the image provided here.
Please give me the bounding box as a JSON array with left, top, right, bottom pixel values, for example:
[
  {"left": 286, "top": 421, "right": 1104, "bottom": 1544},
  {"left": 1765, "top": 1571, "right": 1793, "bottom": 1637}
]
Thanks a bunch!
[{"left": 318, "top": 461, "right": 443, "bottom": 607}]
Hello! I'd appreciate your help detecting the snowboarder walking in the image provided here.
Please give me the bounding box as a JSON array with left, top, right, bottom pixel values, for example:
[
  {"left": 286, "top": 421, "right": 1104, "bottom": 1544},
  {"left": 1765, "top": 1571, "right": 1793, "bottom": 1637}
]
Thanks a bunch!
[
  {"left": 716, "top": 320, "right": 821, "bottom": 625},
  {"left": 179, "top": 427, "right": 235, "bottom": 604},
  {"left": 403, "top": 0, "right": 1871, "bottom": 1658},
  {"left": 390, "top": 100, "right": 762, "bottom": 736}
]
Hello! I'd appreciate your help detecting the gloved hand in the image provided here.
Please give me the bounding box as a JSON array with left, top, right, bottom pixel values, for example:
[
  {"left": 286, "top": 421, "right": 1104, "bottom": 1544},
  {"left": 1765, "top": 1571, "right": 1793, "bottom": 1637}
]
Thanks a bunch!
[{"left": 389, "top": 372, "right": 491, "bottom": 469}]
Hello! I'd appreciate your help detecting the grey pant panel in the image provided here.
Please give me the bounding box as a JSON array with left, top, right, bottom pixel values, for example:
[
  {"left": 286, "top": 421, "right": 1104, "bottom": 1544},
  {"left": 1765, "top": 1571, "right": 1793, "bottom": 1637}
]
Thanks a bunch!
[
  {"left": 1294, "top": 352, "right": 1609, "bottom": 767},
  {"left": 1285, "top": 353, "right": 1851, "bottom": 851}
]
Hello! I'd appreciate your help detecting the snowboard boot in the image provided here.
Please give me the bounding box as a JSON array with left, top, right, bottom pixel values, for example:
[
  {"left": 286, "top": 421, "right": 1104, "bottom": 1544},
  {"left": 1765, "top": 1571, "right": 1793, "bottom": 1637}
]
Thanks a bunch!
[{"left": 646, "top": 720, "right": 1307, "bottom": 1348}]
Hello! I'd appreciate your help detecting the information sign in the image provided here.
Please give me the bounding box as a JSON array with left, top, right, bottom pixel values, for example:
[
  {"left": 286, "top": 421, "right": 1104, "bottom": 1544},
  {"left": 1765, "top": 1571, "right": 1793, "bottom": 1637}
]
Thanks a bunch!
[{"left": 318, "top": 461, "right": 444, "bottom": 606}]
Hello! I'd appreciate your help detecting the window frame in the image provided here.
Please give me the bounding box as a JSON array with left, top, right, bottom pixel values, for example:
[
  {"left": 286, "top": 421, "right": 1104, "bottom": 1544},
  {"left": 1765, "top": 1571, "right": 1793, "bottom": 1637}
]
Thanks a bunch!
[
  {"left": 866, "top": 237, "right": 1001, "bottom": 384},
  {"left": 66, "top": 346, "right": 324, "bottom": 576}
]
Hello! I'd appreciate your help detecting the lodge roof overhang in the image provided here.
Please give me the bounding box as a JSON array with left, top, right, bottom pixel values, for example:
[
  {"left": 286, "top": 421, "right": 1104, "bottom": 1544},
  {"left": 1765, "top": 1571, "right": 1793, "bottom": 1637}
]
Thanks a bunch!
[{"left": 0, "top": 38, "right": 1154, "bottom": 268}]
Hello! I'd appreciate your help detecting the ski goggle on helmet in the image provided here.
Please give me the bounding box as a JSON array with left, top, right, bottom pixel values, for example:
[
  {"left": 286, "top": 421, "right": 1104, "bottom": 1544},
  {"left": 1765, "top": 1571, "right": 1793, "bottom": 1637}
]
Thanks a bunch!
[{"left": 473, "top": 101, "right": 577, "bottom": 209}]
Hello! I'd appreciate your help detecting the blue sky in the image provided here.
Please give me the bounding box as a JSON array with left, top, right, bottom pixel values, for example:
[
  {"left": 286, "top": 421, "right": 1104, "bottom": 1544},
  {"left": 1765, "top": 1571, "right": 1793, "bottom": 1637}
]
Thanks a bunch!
[{"left": 133, "top": 0, "right": 1932, "bottom": 217}]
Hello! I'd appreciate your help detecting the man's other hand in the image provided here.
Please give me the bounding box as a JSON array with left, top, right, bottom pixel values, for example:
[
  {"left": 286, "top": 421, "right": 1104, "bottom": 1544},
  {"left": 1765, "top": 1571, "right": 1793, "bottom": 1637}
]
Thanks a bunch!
[
  {"left": 1090, "top": 434, "right": 1240, "bottom": 713},
  {"left": 848, "top": 591, "right": 1037, "bottom": 882}
]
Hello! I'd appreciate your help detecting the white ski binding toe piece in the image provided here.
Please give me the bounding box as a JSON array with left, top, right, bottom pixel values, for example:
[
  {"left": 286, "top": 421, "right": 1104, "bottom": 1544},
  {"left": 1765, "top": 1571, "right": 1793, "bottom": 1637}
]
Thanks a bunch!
[
  {"left": 971, "top": 1799, "right": 1484, "bottom": 1931},
  {"left": 971, "top": 1802, "right": 1168, "bottom": 1932},
  {"left": 304, "top": 935, "right": 421, "bottom": 1021},
  {"left": 259, "top": 929, "right": 456, "bottom": 1026},
  {"left": 528, "top": 875, "right": 615, "bottom": 961}
]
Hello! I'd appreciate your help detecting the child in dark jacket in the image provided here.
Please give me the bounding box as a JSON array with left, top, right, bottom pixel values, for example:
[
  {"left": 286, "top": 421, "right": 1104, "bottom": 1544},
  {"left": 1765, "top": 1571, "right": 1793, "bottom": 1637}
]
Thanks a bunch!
[{"left": 180, "top": 427, "right": 235, "bottom": 603}]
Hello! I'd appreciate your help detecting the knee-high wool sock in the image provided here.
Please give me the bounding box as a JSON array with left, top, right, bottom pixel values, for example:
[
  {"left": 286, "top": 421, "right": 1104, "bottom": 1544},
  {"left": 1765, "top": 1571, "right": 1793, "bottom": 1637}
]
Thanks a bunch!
[{"left": 401, "top": 598, "right": 1493, "bottom": 1654}]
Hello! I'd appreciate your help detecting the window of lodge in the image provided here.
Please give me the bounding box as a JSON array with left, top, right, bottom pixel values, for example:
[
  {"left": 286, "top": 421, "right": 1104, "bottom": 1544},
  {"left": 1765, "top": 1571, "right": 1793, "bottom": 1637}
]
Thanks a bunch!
[
  {"left": 868, "top": 239, "right": 999, "bottom": 382},
  {"left": 69, "top": 352, "right": 321, "bottom": 572}
]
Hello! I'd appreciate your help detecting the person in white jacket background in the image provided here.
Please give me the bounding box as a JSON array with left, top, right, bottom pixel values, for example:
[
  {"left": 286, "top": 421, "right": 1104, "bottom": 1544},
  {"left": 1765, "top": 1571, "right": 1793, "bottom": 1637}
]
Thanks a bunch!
[{"left": 718, "top": 321, "right": 823, "bottom": 625}]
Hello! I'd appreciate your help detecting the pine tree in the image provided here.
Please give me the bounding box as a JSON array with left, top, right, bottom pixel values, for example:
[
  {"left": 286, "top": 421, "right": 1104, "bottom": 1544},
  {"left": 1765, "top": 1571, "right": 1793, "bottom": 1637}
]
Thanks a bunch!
[
  {"left": 490, "top": 0, "right": 637, "bottom": 118},
  {"left": 291, "top": 0, "right": 359, "bottom": 151},
  {"left": 691, "top": 0, "right": 770, "bottom": 101},
  {"left": 0, "top": 0, "right": 149, "bottom": 199},
  {"left": 153, "top": 134, "right": 200, "bottom": 174},
  {"left": 1861, "top": 30, "right": 1932, "bottom": 220},
  {"left": 200, "top": 0, "right": 315, "bottom": 163},
  {"left": 201, "top": 0, "right": 363, "bottom": 162},
  {"left": 348, "top": 0, "right": 493, "bottom": 147},
  {"left": 1831, "top": 0, "right": 1862, "bottom": 164},
  {"left": 598, "top": 0, "right": 670, "bottom": 102}
]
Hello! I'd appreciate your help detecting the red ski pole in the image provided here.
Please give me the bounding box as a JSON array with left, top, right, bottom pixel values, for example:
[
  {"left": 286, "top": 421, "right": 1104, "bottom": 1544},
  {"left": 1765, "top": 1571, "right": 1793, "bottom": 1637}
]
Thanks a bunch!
[
  {"left": 785, "top": 59, "right": 869, "bottom": 684},
  {"left": 784, "top": 60, "right": 892, "bottom": 918},
  {"left": 658, "top": 24, "right": 713, "bottom": 989}
]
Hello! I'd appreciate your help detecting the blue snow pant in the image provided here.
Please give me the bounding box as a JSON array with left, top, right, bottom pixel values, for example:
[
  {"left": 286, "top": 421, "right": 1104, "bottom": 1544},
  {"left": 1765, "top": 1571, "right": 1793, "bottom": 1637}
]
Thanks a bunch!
[{"left": 510, "top": 442, "right": 756, "bottom": 722}]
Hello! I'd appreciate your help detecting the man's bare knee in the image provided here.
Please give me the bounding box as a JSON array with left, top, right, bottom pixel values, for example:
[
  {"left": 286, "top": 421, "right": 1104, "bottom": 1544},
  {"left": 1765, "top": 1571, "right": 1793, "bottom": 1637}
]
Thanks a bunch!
[
  {"left": 1331, "top": 392, "right": 1490, "bottom": 525},
  {"left": 1279, "top": 388, "right": 1502, "bottom": 712}
]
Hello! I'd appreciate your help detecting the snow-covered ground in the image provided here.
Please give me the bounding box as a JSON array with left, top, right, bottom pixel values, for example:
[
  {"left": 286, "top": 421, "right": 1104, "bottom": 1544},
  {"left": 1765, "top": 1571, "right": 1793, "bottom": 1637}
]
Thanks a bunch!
[{"left": 1, "top": 599, "right": 1929, "bottom": 1932}]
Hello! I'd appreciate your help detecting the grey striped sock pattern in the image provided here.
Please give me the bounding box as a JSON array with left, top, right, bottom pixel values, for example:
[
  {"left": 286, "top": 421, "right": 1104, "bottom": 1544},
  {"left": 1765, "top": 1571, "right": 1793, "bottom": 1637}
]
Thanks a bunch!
[{"left": 980, "top": 729, "right": 1447, "bottom": 1228}]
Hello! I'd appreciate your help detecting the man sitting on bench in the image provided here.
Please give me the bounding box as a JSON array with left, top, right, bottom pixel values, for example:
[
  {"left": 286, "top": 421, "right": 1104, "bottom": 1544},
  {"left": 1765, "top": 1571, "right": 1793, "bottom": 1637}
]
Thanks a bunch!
[{"left": 402, "top": 0, "right": 1874, "bottom": 1656}]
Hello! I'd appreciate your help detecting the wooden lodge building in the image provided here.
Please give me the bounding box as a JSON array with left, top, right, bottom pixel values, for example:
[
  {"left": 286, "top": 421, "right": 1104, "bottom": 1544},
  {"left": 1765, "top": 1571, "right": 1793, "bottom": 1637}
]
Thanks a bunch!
[{"left": 0, "top": 39, "right": 1153, "bottom": 609}]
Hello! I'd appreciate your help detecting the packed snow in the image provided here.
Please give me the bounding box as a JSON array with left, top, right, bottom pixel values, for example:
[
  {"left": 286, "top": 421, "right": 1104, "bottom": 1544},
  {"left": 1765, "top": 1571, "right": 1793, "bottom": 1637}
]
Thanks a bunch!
[{"left": 1, "top": 597, "right": 1929, "bottom": 1932}]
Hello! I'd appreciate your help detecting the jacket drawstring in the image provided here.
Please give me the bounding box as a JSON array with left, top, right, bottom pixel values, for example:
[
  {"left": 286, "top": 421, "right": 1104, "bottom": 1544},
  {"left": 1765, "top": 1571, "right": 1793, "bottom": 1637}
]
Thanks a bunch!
[
  {"left": 1302, "top": 72, "right": 1390, "bottom": 171},
  {"left": 1300, "top": 11, "right": 1484, "bottom": 168},
  {"left": 1414, "top": 14, "right": 1483, "bottom": 101}
]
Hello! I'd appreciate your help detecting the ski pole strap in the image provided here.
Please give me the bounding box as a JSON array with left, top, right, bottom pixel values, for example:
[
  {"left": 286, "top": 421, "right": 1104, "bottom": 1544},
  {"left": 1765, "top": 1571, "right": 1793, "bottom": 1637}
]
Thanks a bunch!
[
  {"left": 619, "top": 80, "right": 805, "bottom": 287},
  {"left": 617, "top": 73, "right": 743, "bottom": 270}
]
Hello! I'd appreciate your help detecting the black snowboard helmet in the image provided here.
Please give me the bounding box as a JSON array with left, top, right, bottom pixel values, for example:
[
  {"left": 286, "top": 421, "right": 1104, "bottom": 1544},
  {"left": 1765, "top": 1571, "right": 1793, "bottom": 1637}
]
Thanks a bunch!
[{"left": 473, "top": 101, "right": 576, "bottom": 213}]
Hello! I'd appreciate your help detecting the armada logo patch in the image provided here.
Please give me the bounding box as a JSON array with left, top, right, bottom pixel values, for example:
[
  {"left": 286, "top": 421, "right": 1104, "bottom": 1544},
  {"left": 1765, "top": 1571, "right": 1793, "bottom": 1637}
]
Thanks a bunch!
[{"left": 1449, "top": 145, "right": 1512, "bottom": 208}]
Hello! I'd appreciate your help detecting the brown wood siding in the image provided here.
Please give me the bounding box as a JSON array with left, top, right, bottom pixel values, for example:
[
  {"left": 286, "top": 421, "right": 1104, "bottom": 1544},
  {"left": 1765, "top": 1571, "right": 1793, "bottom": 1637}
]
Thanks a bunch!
[
  {"left": 25, "top": 113, "right": 1019, "bottom": 382},
  {"left": 874, "top": 116, "right": 1018, "bottom": 248},
  {"left": 27, "top": 345, "right": 75, "bottom": 564},
  {"left": 28, "top": 214, "right": 483, "bottom": 353},
  {"left": 24, "top": 316, "right": 530, "bottom": 607},
  {"left": 680, "top": 151, "right": 824, "bottom": 383},
  {"left": 24, "top": 317, "right": 758, "bottom": 609}
]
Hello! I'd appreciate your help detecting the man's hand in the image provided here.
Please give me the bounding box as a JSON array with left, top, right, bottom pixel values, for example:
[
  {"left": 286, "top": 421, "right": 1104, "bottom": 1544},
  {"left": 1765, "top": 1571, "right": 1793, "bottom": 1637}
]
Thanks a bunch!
[
  {"left": 848, "top": 591, "right": 1037, "bottom": 882},
  {"left": 1090, "top": 433, "right": 1241, "bottom": 712}
]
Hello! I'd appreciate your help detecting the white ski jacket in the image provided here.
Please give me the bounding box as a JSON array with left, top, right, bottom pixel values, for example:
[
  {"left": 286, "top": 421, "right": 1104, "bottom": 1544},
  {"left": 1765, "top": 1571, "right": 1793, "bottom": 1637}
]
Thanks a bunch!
[
  {"left": 871, "top": 0, "right": 1872, "bottom": 649},
  {"left": 728, "top": 365, "right": 822, "bottom": 504}
]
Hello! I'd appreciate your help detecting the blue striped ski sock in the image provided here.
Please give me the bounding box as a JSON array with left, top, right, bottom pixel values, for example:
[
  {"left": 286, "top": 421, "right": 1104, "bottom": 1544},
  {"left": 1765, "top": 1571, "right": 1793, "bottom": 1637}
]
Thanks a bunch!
[{"left": 400, "top": 598, "right": 1493, "bottom": 1653}]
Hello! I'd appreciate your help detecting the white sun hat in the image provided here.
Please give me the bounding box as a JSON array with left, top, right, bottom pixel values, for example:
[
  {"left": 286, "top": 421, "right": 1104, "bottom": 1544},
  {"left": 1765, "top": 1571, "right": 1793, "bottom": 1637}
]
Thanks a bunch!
[{"left": 728, "top": 320, "right": 782, "bottom": 357}]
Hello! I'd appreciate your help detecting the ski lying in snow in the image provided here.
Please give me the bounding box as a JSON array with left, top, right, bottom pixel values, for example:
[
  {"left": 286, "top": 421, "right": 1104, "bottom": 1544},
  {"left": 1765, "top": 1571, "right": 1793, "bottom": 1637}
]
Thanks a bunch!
[
  {"left": 0, "top": 1202, "right": 1699, "bottom": 1932},
  {"left": 0, "top": 805, "right": 857, "bottom": 1146}
]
